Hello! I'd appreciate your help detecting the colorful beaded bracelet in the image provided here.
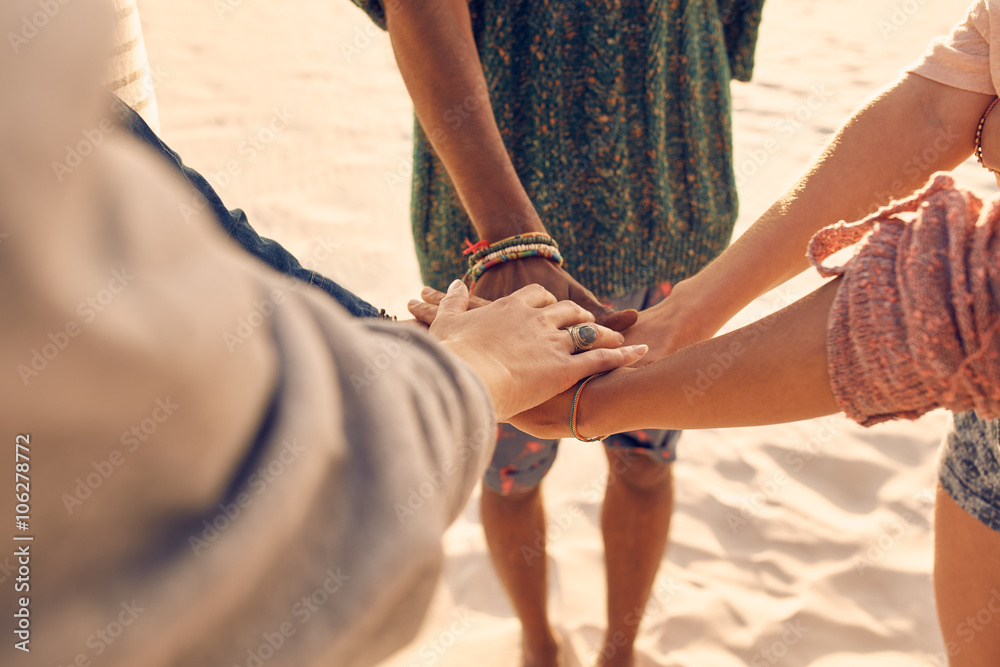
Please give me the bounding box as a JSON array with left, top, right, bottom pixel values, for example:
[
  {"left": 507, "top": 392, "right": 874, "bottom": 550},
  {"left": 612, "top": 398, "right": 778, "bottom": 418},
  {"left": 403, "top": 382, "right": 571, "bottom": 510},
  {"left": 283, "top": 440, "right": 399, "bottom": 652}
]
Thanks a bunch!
[
  {"left": 975, "top": 97, "right": 1000, "bottom": 176},
  {"left": 462, "top": 233, "right": 564, "bottom": 290},
  {"left": 570, "top": 372, "right": 608, "bottom": 442},
  {"left": 464, "top": 232, "right": 559, "bottom": 264},
  {"left": 464, "top": 244, "right": 563, "bottom": 290}
]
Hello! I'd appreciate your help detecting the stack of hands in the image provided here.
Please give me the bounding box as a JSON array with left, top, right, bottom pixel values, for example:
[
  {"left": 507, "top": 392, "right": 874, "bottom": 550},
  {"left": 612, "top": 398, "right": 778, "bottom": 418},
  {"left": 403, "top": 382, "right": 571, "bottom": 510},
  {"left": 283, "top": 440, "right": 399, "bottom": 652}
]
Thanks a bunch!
[{"left": 405, "top": 258, "right": 706, "bottom": 439}]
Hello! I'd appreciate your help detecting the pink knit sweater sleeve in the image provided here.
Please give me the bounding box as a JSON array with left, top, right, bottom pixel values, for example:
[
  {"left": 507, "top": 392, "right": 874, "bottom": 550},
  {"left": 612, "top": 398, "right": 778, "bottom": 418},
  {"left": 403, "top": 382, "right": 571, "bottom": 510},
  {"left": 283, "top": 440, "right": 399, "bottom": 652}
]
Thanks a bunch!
[{"left": 808, "top": 173, "right": 1000, "bottom": 426}]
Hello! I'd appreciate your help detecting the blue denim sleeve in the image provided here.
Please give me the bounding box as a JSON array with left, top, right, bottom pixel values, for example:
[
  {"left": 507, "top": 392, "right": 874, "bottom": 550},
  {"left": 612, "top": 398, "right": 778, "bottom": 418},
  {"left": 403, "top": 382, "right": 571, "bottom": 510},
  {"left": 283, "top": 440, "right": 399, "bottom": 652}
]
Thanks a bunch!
[{"left": 110, "top": 94, "right": 383, "bottom": 319}]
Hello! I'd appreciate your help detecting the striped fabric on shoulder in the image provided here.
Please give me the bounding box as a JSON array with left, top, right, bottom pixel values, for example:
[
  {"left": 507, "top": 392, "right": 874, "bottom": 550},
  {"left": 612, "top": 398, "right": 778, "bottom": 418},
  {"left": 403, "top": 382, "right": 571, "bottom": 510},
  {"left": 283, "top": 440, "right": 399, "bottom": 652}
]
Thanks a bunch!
[{"left": 104, "top": 0, "right": 160, "bottom": 133}]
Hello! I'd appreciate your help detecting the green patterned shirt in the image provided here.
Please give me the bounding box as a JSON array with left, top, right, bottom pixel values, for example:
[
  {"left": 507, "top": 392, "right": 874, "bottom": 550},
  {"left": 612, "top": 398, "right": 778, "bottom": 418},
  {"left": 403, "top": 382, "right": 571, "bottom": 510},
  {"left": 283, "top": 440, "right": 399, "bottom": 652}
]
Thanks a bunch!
[{"left": 350, "top": 0, "right": 765, "bottom": 298}]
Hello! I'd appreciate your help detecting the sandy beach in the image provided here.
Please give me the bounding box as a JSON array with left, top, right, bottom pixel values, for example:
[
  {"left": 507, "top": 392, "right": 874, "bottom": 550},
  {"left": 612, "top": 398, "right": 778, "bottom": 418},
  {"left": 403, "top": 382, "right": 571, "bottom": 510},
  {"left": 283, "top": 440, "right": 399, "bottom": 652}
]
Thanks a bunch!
[{"left": 136, "top": 0, "right": 989, "bottom": 664}]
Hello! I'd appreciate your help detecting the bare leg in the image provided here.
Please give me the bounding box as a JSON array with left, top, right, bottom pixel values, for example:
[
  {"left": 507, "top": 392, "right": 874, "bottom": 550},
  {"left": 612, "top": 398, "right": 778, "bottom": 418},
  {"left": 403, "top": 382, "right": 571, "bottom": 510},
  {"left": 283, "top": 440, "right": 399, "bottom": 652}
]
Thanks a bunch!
[
  {"left": 481, "top": 485, "right": 561, "bottom": 667},
  {"left": 933, "top": 482, "right": 1000, "bottom": 666},
  {"left": 597, "top": 450, "right": 673, "bottom": 667}
]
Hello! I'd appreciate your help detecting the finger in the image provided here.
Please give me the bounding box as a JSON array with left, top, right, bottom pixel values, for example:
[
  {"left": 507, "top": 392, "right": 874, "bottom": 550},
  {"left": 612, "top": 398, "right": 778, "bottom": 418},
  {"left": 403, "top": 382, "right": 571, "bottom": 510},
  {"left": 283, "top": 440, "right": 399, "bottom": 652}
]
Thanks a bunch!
[
  {"left": 435, "top": 279, "right": 471, "bottom": 320},
  {"left": 507, "top": 283, "right": 558, "bottom": 308},
  {"left": 407, "top": 299, "right": 439, "bottom": 326},
  {"left": 567, "top": 287, "right": 637, "bottom": 332},
  {"left": 561, "top": 323, "right": 625, "bottom": 354},
  {"left": 572, "top": 344, "right": 649, "bottom": 376},
  {"left": 422, "top": 286, "right": 492, "bottom": 309},
  {"left": 542, "top": 300, "right": 596, "bottom": 329},
  {"left": 602, "top": 308, "right": 639, "bottom": 332}
]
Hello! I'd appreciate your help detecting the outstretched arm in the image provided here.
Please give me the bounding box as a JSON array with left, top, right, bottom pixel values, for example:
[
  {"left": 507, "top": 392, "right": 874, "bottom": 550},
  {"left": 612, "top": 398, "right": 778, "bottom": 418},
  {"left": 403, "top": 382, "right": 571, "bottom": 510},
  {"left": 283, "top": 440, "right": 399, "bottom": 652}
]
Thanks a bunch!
[
  {"left": 510, "top": 279, "right": 841, "bottom": 438},
  {"left": 628, "top": 75, "right": 993, "bottom": 359},
  {"left": 383, "top": 1, "right": 635, "bottom": 329}
]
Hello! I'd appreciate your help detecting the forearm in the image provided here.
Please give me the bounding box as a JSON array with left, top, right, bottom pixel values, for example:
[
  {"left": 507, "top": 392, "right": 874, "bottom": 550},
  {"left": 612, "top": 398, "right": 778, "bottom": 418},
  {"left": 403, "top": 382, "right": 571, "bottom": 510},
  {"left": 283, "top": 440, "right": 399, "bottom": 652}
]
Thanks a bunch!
[
  {"left": 669, "top": 74, "right": 992, "bottom": 343},
  {"left": 579, "top": 280, "right": 842, "bottom": 435},
  {"left": 385, "top": 0, "right": 542, "bottom": 241}
]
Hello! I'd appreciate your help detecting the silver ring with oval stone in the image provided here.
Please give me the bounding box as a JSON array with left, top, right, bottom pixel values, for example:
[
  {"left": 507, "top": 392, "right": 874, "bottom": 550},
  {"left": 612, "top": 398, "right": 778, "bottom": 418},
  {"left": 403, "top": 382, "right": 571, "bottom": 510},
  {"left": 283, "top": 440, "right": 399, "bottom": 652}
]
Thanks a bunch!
[{"left": 566, "top": 323, "right": 598, "bottom": 353}]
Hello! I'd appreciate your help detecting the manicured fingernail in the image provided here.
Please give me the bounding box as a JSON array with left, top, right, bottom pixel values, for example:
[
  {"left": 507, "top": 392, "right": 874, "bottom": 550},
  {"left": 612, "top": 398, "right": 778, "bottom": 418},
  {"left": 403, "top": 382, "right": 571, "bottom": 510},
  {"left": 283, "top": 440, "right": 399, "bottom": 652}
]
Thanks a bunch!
[
  {"left": 407, "top": 299, "right": 420, "bottom": 309},
  {"left": 630, "top": 345, "right": 648, "bottom": 355},
  {"left": 448, "top": 279, "right": 464, "bottom": 293}
]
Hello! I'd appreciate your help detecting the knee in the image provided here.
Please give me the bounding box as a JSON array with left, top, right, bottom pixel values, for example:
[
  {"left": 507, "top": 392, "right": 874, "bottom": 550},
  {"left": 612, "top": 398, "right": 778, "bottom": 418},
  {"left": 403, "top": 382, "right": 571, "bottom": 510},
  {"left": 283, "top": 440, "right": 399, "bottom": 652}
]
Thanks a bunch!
[{"left": 606, "top": 449, "right": 672, "bottom": 493}]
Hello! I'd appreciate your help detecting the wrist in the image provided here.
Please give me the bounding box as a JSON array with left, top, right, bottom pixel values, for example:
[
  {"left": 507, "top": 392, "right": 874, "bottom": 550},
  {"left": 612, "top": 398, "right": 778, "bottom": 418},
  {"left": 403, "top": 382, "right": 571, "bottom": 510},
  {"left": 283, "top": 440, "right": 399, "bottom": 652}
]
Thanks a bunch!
[
  {"left": 442, "top": 340, "right": 512, "bottom": 420},
  {"left": 572, "top": 369, "right": 629, "bottom": 439},
  {"left": 463, "top": 232, "right": 563, "bottom": 290},
  {"left": 472, "top": 209, "right": 547, "bottom": 244},
  {"left": 660, "top": 278, "right": 729, "bottom": 346}
]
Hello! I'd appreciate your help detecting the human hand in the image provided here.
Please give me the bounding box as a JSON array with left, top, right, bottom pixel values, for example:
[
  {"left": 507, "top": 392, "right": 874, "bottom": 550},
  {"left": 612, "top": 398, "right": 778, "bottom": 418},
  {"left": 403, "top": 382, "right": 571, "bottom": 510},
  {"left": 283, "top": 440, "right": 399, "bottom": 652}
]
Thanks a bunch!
[
  {"left": 408, "top": 286, "right": 491, "bottom": 326},
  {"left": 508, "top": 368, "right": 631, "bottom": 440},
  {"left": 620, "top": 280, "right": 722, "bottom": 366},
  {"left": 473, "top": 257, "right": 638, "bottom": 332},
  {"left": 422, "top": 280, "right": 647, "bottom": 422}
]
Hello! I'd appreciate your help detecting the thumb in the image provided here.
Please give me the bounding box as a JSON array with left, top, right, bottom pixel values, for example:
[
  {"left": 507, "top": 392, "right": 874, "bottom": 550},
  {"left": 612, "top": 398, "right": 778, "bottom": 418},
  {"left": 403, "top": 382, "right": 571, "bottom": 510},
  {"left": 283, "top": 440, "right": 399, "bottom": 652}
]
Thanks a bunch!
[
  {"left": 436, "top": 279, "right": 471, "bottom": 320},
  {"left": 570, "top": 285, "right": 638, "bottom": 332},
  {"left": 602, "top": 308, "right": 639, "bottom": 332}
]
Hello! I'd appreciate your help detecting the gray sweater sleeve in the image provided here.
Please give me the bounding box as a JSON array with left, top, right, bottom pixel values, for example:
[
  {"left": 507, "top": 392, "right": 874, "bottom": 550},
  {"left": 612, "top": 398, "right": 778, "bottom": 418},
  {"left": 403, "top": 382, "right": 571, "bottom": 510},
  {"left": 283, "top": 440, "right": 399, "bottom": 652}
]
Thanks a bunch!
[{"left": 1, "top": 135, "right": 496, "bottom": 667}]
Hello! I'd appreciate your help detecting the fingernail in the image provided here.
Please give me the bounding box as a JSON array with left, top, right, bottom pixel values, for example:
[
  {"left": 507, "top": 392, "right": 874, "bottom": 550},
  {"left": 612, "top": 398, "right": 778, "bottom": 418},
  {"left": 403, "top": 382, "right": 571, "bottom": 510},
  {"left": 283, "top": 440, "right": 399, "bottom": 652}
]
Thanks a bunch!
[
  {"left": 421, "top": 286, "right": 434, "bottom": 296},
  {"left": 630, "top": 344, "right": 649, "bottom": 355},
  {"left": 448, "top": 279, "right": 464, "bottom": 293},
  {"left": 407, "top": 299, "right": 420, "bottom": 308},
  {"left": 617, "top": 333, "right": 625, "bottom": 344}
]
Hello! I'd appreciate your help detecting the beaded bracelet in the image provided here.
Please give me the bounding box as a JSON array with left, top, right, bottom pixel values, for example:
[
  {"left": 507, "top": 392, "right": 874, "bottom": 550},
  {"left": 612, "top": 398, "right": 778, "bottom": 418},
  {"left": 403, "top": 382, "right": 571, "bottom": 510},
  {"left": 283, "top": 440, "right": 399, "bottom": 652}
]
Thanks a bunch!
[
  {"left": 975, "top": 97, "right": 1000, "bottom": 176},
  {"left": 464, "top": 244, "right": 563, "bottom": 289},
  {"left": 570, "top": 372, "right": 608, "bottom": 442},
  {"left": 464, "top": 232, "right": 559, "bottom": 264},
  {"left": 462, "top": 233, "right": 564, "bottom": 290}
]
